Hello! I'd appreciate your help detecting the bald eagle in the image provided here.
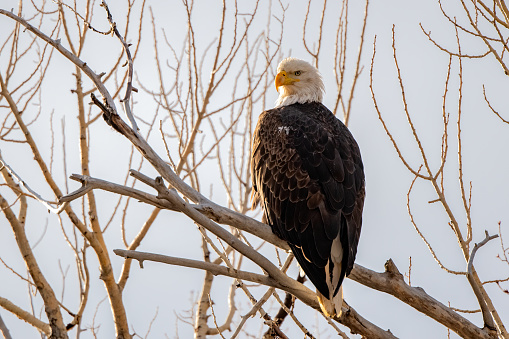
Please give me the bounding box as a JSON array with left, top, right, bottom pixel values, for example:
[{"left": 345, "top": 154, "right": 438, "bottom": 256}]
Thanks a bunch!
[{"left": 251, "top": 58, "right": 365, "bottom": 317}]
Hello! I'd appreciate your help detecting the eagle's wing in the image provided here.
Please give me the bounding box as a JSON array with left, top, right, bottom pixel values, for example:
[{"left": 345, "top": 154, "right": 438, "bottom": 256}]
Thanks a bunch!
[{"left": 251, "top": 103, "right": 364, "bottom": 298}]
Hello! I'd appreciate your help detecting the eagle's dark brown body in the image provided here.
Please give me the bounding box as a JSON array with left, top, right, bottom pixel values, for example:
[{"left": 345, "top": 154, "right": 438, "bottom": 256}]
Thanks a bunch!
[{"left": 251, "top": 102, "right": 365, "bottom": 300}]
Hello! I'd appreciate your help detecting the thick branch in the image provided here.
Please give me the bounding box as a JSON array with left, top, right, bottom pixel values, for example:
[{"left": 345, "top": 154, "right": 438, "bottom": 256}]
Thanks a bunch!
[
  {"left": 60, "top": 174, "right": 174, "bottom": 210},
  {"left": 60, "top": 173, "right": 287, "bottom": 250},
  {"left": 349, "top": 260, "right": 497, "bottom": 339}
]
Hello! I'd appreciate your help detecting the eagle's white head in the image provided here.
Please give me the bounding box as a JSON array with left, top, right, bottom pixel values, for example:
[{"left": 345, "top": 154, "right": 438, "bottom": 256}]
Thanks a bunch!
[{"left": 275, "top": 57, "right": 325, "bottom": 107}]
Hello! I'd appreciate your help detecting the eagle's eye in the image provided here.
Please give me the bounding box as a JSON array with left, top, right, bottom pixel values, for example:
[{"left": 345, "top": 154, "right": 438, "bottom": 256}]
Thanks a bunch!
[{"left": 294, "top": 70, "right": 302, "bottom": 76}]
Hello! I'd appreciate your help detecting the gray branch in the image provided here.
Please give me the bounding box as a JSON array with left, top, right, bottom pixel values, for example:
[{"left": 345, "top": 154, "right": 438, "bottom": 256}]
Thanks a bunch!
[
  {"left": 348, "top": 259, "right": 497, "bottom": 339},
  {"left": 467, "top": 231, "right": 499, "bottom": 333},
  {"left": 0, "top": 153, "right": 67, "bottom": 214},
  {"left": 0, "top": 314, "right": 12, "bottom": 339}
]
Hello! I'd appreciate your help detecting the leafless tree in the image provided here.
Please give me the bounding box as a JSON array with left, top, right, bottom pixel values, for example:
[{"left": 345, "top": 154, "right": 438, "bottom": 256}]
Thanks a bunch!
[
  {"left": 0, "top": 0, "right": 507, "bottom": 338},
  {"left": 370, "top": 0, "right": 509, "bottom": 338}
]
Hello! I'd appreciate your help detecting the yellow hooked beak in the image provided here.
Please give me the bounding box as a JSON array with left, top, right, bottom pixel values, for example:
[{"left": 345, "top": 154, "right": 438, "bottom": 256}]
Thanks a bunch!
[{"left": 275, "top": 71, "right": 300, "bottom": 92}]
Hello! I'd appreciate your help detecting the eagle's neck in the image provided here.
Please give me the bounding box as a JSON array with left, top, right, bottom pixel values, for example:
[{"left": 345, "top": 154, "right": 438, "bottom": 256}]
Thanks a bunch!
[
  {"left": 275, "top": 84, "right": 324, "bottom": 108},
  {"left": 275, "top": 95, "right": 302, "bottom": 107}
]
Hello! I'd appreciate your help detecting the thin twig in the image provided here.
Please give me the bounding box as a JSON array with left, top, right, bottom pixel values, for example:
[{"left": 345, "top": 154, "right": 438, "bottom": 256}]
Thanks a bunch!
[{"left": 0, "top": 154, "right": 67, "bottom": 213}]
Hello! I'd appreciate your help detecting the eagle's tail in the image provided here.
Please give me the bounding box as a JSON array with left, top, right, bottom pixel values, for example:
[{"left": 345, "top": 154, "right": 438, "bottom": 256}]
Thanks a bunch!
[
  {"left": 317, "top": 238, "right": 344, "bottom": 317},
  {"left": 317, "top": 285, "right": 343, "bottom": 318}
]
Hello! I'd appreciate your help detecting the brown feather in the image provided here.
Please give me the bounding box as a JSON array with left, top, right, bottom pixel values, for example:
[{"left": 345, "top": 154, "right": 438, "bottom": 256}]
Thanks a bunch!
[{"left": 251, "top": 102, "right": 365, "bottom": 300}]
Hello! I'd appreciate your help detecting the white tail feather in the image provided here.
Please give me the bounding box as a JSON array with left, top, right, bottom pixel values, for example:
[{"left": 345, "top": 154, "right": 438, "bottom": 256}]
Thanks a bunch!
[
  {"left": 317, "top": 285, "right": 343, "bottom": 317},
  {"left": 318, "top": 235, "right": 344, "bottom": 317}
]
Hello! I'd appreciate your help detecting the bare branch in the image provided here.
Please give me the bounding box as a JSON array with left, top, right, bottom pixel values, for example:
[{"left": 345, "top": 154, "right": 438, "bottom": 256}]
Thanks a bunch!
[
  {"left": 483, "top": 85, "right": 509, "bottom": 124},
  {"left": 100, "top": 1, "right": 139, "bottom": 131},
  {"left": 60, "top": 172, "right": 286, "bottom": 249},
  {"left": 114, "top": 249, "right": 306, "bottom": 298},
  {"left": 466, "top": 231, "right": 500, "bottom": 332},
  {"left": 349, "top": 260, "right": 497, "bottom": 339},
  {"left": 0, "top": 154, "right": 67, "bottom": 214},
  {"left": 0, "top": 187, "right": 67, "bottom": 338},
  {"left": 0, "top": 296, "right": 50, "bottom": 336},
  {"left": 114, "top": 249, "right": 398, "bottom": 339},
  {"left": 0, "top": 314, "right": 12, "bottom": 339}
]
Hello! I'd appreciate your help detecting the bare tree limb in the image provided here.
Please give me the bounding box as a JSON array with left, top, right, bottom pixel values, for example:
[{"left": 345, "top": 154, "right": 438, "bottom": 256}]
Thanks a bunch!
[
  {"left": 0, "top": 154, "right": 67, "bottom": 214},
  {"left": 0, "top": 178, "right": 67, "bottom": 338},
  {"left": 0, "top": 313, "right": 12, "bottom": 339},
  {"left": 349, "top": 260, "right": 497, "bottom": 339},
  {"left": 59, "top": 172, "right": 286, "bottom": 249},
  {"left": 467, "top": 231, "right": 500, "bottom": 332},
  {"left": 100, "top": 1, "right": 139, "bottom": 131},
  {"left": 113, "top": 249, "right": 397, "bottom": 339},
  {"left": 0, "top": 297, "right": 50, "bottom": 337},
  {"left": 113, "top": 249, "right": 307, "bottom": 301}
]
